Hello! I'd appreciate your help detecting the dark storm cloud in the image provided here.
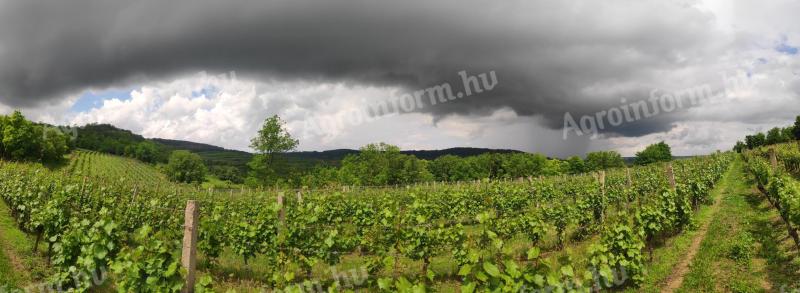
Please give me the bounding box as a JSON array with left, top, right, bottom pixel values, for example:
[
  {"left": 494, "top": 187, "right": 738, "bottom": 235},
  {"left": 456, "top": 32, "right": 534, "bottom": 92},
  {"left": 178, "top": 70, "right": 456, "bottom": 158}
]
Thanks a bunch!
[{"left": 0, "top": 0, "right": 721, "bottom": 137}]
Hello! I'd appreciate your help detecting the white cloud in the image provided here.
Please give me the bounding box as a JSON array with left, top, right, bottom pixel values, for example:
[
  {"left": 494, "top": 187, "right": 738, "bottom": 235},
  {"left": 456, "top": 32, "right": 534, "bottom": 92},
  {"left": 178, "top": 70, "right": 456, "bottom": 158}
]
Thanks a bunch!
[{"left": 2, "top": 0, "right": 799, "bottom": 158}]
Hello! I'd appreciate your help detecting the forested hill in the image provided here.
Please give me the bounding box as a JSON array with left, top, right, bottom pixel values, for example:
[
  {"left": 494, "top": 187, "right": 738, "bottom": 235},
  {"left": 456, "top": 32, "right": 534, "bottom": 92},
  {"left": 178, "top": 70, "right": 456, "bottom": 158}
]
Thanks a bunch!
[
  {"left": 153, "top": 137, "right": 523, "bottom": 165},
  {"left": 75, "top": 123, "right": 523, "bottom": 167}
]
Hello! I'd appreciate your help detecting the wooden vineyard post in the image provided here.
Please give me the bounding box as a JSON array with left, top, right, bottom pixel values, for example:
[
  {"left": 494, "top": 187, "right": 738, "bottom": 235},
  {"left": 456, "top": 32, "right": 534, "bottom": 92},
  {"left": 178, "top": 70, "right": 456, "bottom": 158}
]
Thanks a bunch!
[
  {"left": 181, "top": 200, "right": 199, "bottom": 293},
  {"left": 598, "top": 170, "right": 606, "bottom": 221},
  {"left": 277, "top": 192, "right": 285, "bottom": 224},
  {"left": 666, "top": 163, "right": 676, "bottom": 190},
  {"left": 626, "top": 167, "right": 636, "bottom": 209},
  {"left": 598, "top": 171, "right": 606, "bottom": 191},
  {"left": 769, "top": 147, "right": 778, "bottom": 171},
  {"left": 296, "top": 190, "right": 303, "bottom": 203},
  {"left": 625, "top": 168, "right": 632, "bottom": 187}
]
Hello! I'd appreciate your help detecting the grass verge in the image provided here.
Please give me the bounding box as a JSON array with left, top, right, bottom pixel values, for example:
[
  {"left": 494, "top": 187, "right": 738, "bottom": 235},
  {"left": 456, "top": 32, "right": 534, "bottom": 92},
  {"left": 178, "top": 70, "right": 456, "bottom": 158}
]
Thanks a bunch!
[{"left": 678, "top": 157, "right": 800, "bottom": 292}]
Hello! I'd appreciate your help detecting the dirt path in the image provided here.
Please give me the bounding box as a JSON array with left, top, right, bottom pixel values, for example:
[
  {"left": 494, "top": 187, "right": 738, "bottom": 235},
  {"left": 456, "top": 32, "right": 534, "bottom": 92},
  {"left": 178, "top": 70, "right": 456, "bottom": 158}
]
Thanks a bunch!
[
  {"left": 1, "top": 243, "right": 26, "bottom": 273},
  {"left": 660, "top": 166, "right": 730, "bottom": 293}
]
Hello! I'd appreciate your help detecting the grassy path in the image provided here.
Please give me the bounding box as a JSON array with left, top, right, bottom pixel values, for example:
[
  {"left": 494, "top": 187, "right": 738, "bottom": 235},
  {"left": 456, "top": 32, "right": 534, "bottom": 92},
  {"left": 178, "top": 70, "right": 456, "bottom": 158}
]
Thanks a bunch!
[
  {"left": 661, "top": 162, "right": 728, "bottom": 293},
  {"left": 0, "top": 199, "right": 49, "bottom": 289},
  {"left": 619, "top": 158, "right": 735, "bottom": 293},
  {"left": 675, "top": 157, "right": 800, "bottom": 292}
]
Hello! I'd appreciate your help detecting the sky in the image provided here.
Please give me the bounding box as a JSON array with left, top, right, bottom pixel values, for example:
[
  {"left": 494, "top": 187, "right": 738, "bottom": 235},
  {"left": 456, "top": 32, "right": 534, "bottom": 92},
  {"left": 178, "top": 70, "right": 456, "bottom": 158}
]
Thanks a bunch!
[{"left": 0, "top": 0, "right": 798, "bottom": 157}]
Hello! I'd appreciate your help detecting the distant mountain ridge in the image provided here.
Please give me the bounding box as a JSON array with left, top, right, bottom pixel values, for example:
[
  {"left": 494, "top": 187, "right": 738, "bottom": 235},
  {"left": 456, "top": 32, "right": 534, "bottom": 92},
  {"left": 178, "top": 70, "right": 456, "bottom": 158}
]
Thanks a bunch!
[
  {"left": 152, "top": 137, "right": 523, "bottom": 162},
  {"left": 76, "top": 123, "right": 525, "bottom": 171}
]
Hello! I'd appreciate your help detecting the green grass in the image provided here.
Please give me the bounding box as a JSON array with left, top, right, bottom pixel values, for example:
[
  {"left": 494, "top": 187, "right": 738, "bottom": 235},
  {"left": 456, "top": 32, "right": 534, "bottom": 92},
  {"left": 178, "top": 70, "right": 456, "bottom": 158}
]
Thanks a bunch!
[
  {"left": 678, "top": 157, "right": 800, "bottom": 292},
  {"left": 0, "top": 246, "right": 17, "bottom": 287},
  {"left": 0, "top": 199, "right": 52, "bottom": 289},
  {"left": 616, "top": 159, "right": 737, "bottom": 293},
  {"left": 201, "top": 174, "right": 243, "bottom": 190}
]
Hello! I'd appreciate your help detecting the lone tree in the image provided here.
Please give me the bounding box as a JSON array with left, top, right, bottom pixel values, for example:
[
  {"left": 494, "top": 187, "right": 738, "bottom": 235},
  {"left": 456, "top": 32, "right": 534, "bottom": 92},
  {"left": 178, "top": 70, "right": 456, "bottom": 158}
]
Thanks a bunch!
[
  {"left": 634, "top": 141, "right": 672, "bottom": 165},
  {"left": 247, "top": 115, "right": 299, "bottom": 185},
  {"left": 164, "top": 150, "right": 207, "bottom": 183}
]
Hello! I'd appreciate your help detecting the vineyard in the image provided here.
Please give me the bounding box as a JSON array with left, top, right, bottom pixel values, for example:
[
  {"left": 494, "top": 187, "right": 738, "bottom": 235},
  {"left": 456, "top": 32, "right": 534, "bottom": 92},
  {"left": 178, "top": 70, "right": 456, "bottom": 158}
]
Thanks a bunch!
[
  {"left": 0, "top": 149, "right": 745, "bottom": 292},
  {"left": 742, "top": 143, "right": 800, "bottom": 253}
]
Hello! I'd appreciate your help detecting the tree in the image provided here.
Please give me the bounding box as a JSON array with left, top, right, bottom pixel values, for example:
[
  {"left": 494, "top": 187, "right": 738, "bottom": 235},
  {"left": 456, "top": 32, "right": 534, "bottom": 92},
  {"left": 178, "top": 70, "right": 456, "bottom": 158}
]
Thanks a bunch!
[
  {"left": 541, "top": 159, "right": 566, "bottom": 176},
  {"left": 250, "top": 115, "right": 299, "bottom": 162},
  {"left": 633, "top": 141, "right": 672, "bottom": 165},
  {"left": 565, "top": 156, "right": 586, "bottom": 174},
  {"left": 766, "top": 127, "right": 788, "bottom": 145},
  {"left": 794, "top": 115, "right": 800, "bottom": 140},
  {"left": 131, "top": 141, "right": 160, "bottom": 163},
  {"left": 498, "top": 153, "right": 548, "bottom": 178},
  {"left": 339, "top": 143, "right": 399, "bottom": 186},
  {"left": 210, "top": 165, "right": 244, "bottom": 184},
  {"left": 585, "top": 151, "right": 625, "bottom": 171},
  {"left": 782, "top": 126, "right": 795, "bottom": 142},
  {"left": 733, "top": 141, "right": 746, "bottom": 153},
  {"left": 40, "top": 126, "right": 69, "bottom": 161},
  {"left": 429, "top": 155, "right": 470, "bottom": 181},
  {"left": 338, "top": 142, "right": 434, "bottom": 186},
  {"left": 247, "top": 115, "right": 299, "bottom": 185},
  {"left": 2, "top": 111, "right": 37, "bottom": 160},
  {"left": 745, "top": 133, "right": 766, "bottom": 149},
  {"left": 164, "top": 150, "right": 207, "bottom": 183}
]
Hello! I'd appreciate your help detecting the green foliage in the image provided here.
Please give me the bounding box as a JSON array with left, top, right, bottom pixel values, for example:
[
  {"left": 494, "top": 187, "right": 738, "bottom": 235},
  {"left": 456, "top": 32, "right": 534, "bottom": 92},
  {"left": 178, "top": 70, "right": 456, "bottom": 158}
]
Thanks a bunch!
[
  {"left": 110, "top": 225, "right": 184, "bottom": 293},
  {"left": 125, "top": 141, "right": 162, "bottom": 163},
  {"left": 766, "top": 127, "right": 792, "bottom": 145},
  {"left": 41, "top": 127, "right": 70, "bottom": 161},
  {"left": 745, "top": 133, "right": 766, "bottom": 149},
  {"left": 585, "top": 151, "right": 625, "bottom": 171},
  {"left": 794, "top": 115, "right": 800, "bottom": 140},
  {"left": 733, "top": 141, "right": 746, "bottom": 153},
  {"left": 589, "top": 223, "right": 645, "bottom": 286},
  {"left": 0, "top": 110, "right": 72, "bottom": 162},
  {"left": 72, "top": 123, "right": 174, "bottom": 164},
  {"left": 2, "top": 111, "right": 38, "bottom": 159},
  {"left": 247, "top": 115, "right": 299, "bottom": 185},
  {"left": 566, "top": 156, "right": 586, "bottom": 174},
  {"left": 164, "top": 150, "right": 207, "bottom": 183},
  {"left": 427, "top": 152, "right": 561, "bottom": 183},
  {"left": 728, "top": 231, "right": 755, "bottom": 264},
  {"left": 198, "top": 206, "right": 226, "bottom": 263},
  {"left": 51, "top": 213, "right": 119, "bottom": 291},
  {"left": 0, "top": 144, "right": 733, "bottom": 291},
  {"left": 736, "top": 116, "right": 799, "bottom": 151},
  {"left": 250, "top": 115, "right": 299, "bottom": 156},
  {"left": 208, "top": 165, "right": 244, "bottom": 184},
  {"left": 338, "top": 143, "right": 433, "bottom": 186},
  {"left": 634, "top": 141, "right": 672, "bottom": 165}
]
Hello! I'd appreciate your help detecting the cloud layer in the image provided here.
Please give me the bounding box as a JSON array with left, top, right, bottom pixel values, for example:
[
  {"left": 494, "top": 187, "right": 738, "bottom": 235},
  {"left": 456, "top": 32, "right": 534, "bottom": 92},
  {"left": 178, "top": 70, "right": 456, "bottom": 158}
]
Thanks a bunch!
[{"left": 0, "top": 0, "right": 799, "bottom": 156}]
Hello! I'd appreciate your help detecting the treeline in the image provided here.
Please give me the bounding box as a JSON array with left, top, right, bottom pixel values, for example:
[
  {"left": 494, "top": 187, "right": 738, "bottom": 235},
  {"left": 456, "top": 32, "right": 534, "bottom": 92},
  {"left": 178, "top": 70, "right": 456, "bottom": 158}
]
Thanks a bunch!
[
  {"left": 292, "top": 143, "right": 628, "bottom": 188},
  {"left": 74, "top": 124, "right": 170, "bottom": 163},
  {"left": 0, "top": 111, "right": 72, "bottom": 162},
  {"left": 243, "top": 116, "right": 676, "bottom": 188},
  {"left": 733, "top": 115, "right": 800, "bottom": 152}
]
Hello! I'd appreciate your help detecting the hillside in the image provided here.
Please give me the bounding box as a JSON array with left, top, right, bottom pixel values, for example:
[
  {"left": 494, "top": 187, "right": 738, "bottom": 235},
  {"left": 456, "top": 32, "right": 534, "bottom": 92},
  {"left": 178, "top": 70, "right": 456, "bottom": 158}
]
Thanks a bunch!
[
  {"left": 153, "top": 137, "right": 522, "bottom": 165},
  {"left": 71, "top": 124, "right": 524, "bottom": 168}
]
